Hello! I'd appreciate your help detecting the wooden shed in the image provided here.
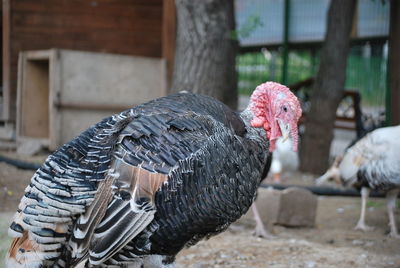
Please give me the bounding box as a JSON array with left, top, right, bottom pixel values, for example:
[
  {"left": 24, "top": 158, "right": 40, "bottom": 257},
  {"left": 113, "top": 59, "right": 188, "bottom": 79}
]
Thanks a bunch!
[
  {"left": 2, "top": 0, "right": 176, "bottom": 122},
  {"left": 16, "top": 49, "right": 167, "bottom": 151}
]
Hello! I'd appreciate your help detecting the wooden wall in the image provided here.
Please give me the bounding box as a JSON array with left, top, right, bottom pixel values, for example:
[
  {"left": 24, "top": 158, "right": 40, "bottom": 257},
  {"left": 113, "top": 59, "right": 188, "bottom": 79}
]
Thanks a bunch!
[{"left": 3, "top": 0, "right": 175, "bottom": 121}]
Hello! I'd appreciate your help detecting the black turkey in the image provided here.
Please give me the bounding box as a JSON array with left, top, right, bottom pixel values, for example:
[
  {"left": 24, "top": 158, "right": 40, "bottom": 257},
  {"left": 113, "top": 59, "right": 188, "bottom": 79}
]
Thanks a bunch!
[{"left": 6, "top": 82, "right": 301, "bottom": 267}]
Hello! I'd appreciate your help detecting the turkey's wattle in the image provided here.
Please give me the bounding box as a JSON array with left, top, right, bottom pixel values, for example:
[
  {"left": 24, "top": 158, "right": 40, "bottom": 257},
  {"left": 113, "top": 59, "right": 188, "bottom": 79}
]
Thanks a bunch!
[
  {"left": 250, "top": 82, "right": 302, "bottom": 152},
  {"left": 6, "top": 82, "right": 301, "bottom": 267}
]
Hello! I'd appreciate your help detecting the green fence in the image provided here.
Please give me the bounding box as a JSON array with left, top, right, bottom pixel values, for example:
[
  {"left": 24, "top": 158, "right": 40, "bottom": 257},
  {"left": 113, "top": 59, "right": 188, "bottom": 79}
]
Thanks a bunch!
[{"left": 237, "top": 44, "right": 387, "bottom": 108}]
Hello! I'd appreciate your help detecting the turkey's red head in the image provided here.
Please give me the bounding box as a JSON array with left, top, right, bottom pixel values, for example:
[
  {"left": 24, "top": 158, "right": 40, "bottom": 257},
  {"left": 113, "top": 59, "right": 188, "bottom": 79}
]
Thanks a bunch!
[{"left": 250, "top": 81, "right": 302, "bottom": 152}]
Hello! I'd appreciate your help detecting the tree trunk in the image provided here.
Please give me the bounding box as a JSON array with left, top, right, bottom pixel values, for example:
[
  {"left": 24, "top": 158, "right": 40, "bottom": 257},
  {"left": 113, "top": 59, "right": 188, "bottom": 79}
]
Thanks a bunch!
[
  {"left": 299, "top": 0, "right": 357, "bottom": 174},
  {"left": 170, "top": 0, "right": 238, "bottom": 109}
]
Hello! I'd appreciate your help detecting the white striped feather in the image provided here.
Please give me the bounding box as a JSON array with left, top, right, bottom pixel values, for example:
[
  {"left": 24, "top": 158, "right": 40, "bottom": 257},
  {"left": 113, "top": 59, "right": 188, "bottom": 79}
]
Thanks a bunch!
[
  {"left": 88, "top": 201, "right": 155, "bottom": 264},
  {"left": 69, "top": 177, "right": 114, "bottom": 261},
  {"left": 6, "top": 110, "right": 133, "bottom": 267}
]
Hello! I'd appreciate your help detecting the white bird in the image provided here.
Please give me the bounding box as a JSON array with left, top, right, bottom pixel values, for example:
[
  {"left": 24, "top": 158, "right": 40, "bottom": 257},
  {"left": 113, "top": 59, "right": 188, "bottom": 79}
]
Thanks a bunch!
[
  {"left": 270, "top": 137, "right": 299, "bottom": 183},
  {"left": 316, "top": 125, "right": 400, "bottom": 238}
]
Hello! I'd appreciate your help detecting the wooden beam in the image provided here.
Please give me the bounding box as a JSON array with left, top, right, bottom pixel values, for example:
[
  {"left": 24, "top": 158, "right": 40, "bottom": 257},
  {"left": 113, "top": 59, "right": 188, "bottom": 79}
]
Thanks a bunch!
[
  {"left": 238, "top": 36, "right": 388, "bottom": 54},
  {"left": 162, "top": 0, "right": 176, "bottom": 91},
  {"left": 388, "top": 0, "right": 400, "bottom": 125},
  {"left": 53, "top": 101, "right": 135, "bottom": 112},
  {"left": 2, "top": 0, "right": 11, "bottom": 121}
]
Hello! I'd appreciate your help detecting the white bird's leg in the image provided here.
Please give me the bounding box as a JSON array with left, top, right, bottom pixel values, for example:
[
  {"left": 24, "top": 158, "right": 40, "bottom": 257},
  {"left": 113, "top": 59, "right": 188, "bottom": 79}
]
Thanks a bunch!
[
  {"left": 270, "top": 158, "right": 282, "bottom": 184},
  {"left": 251, "top": 203, "right": 274, "bottom": 239},
  {"left": 273, "top": 173, "right": 281, "bottom": 183},
  {"left": 354, "top": 187, "right": 374, "bottom": 231},
  {"left": 386, "top": 189, "right": 400, "bottom": 239}
]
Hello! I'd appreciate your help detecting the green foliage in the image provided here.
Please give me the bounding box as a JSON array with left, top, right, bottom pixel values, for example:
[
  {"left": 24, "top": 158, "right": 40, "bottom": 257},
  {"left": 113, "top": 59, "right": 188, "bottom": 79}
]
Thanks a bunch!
[
  {"left": 345, "top": 53, "right": 387, "bottom": 106},
  {"left": 370, "top": 0, "right": 389, "bottom": 5},
  {"left": 367, "top": 200, "right": 385, "bottom": 208},
  {"left": 367, "top": 199, "right": 400, "bottom": 209},
  {"left": 237, "top": 50, "right": 315, "bottom": 95},
  {"left": 231, "top": 15, "right": 263, "bottom": 40}
]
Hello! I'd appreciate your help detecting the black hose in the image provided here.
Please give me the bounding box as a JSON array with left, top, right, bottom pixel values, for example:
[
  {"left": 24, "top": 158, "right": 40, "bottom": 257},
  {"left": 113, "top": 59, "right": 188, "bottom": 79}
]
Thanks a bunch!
[
  {"left": 0, "top": 156, "right": 388, "bottom": 198},
  {"left": 260, "top": 183, "right": 386, "bottom": 198},
  {"left": 0, "top": 154, "right": 41, "bottom": 170}
]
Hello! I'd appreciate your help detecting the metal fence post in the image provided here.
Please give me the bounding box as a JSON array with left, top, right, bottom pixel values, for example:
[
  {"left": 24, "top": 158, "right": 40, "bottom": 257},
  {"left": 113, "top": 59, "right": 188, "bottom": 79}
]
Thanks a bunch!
[{"left": 282, "top": 0, "right": 290, "bottom": 84}]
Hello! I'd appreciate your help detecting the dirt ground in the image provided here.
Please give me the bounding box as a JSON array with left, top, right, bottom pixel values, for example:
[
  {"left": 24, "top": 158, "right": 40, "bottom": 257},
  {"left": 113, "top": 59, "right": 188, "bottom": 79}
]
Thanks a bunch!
[{"left": 0, "top": 153, "right": 399, "bottom": 268}]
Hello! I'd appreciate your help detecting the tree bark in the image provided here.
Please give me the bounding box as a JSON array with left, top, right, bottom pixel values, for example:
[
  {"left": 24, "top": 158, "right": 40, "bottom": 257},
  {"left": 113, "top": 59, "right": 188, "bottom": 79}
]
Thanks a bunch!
[
  {"left": 170, "top": 0, "right": 238, "bottom": 109},
  {"left": 299, "top": 0, "right": 357, "bottom": 174}
]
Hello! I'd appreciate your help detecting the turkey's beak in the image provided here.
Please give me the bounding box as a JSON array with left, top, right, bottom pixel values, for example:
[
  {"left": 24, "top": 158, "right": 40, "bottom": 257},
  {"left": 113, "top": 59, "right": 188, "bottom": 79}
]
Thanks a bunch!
[
  {"left": 316, "top": 166, "right": 342, "bottom": 186},
  {"left": 315, "top": 171, "right": 331, "bottom": 185},
  {"left": 278, "top": 120, "right": 290, "bottom": 142}
]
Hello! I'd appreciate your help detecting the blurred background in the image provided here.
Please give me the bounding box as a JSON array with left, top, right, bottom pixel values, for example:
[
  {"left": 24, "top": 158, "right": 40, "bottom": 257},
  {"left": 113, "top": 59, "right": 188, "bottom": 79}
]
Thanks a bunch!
[
  {"left": 236, "top": 0, "right": 388, "bottom": 108},
  {"left": 0, "top": 0, "right": 394, "bottom": 170}
]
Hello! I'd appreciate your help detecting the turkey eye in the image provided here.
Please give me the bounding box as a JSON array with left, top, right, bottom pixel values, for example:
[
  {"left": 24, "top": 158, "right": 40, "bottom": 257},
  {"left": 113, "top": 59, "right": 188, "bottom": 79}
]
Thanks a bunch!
[{"left": 283, "top": 106, "right": 287, "bottom": 112}]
